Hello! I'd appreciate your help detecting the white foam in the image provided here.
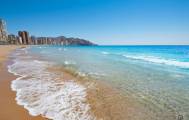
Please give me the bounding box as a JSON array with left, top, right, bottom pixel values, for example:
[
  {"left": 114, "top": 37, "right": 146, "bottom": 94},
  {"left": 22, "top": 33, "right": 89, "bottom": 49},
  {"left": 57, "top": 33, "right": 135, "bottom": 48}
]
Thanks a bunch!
[
  {"left": 64, "top": 61, "right": 76, "bottom": 65},
  {"left": 101, "top": 51, "right": 109, "bottom": 55},
  {"left": 8, "top": 51, "right": 96, "bottom": 120},
  {"left": 123, "top": 55, "right": 189, "bottom": 68},
  {"left": 20, "top": 47, "right": 29, "bottom": 54},
  {"left": 88, "top": 72, "right": 106, "bottom": 77},
  {"left": 77, "top": 71, "right": 86, "bottom": 77},
  {"left": 58, "top": 48, "right": 67, "bottom": 51}
]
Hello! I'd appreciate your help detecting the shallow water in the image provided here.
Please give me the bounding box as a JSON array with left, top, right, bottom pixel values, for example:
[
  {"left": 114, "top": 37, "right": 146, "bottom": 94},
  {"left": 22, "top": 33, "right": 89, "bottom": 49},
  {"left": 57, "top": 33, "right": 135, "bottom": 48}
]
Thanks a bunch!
[
  {"left": 9, "top": 45, "right": 189, "bottom": 120},
  {"left": 8, "top": 48, "right": 96, "bottom": 120}
]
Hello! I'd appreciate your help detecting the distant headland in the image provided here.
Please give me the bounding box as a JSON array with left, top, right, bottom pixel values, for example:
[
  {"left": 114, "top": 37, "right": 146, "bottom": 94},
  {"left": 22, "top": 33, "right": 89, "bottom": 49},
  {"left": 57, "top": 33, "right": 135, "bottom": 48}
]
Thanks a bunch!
[{"left": 0, "top": 19, "right": 96, "bottom": 46}]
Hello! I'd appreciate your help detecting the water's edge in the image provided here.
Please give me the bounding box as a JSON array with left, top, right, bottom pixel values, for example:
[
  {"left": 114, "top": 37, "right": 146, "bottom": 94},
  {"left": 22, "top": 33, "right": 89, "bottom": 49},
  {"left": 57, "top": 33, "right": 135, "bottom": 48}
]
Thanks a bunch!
[
  {"left": 7, "top": 47, "right": 97, "bottom": 120},
  {"left": 7, "top": 46, "right": 187, "bottom": 120}
]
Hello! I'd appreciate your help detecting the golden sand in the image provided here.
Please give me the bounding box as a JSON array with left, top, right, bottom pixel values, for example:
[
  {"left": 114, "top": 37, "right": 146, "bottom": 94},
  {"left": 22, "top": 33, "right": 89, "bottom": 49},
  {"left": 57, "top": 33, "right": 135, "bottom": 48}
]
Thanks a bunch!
[
  {"left": 0, "top": 45, "right": 46, "bottom": 120},
  {"left": 0, "top": 45, "right": 163, "bottom": 120},
  {"left": 49, "top": 66, "right": 157, "bottom": 120}
]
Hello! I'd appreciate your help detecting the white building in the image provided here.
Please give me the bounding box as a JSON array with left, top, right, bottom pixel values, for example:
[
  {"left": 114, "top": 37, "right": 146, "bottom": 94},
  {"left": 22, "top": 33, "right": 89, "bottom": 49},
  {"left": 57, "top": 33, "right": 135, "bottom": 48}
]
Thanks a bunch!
[{"left": 0, "top": 19, "right": 8, "bottom": 42}]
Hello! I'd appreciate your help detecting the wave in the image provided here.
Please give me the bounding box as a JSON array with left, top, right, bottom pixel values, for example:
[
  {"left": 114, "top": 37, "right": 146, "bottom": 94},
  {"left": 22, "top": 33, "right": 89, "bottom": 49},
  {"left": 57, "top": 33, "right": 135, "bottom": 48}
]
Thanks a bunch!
[
  {"left": 8, "top": 50, "right": 95, "bottom": 120},
  {"left": 123, "top": 55, "right": 189, "bottom": 68},
  {"left": 64, "top": 61, "right": 76, "bottom": 65},
  {"left": 100, "top": 51, "right": 189, "bottom": 68},
  {"left": 101, "top": 51, "right": 110, "bottom": 55},
  {"left": 58, "top": 48, "right": 67, "bottom": 51}
]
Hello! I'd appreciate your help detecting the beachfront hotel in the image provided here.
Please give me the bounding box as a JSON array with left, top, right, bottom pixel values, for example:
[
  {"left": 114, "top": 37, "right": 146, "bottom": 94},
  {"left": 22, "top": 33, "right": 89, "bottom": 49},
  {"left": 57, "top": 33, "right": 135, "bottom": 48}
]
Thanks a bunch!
[
  {"left": 18, "top": 31, "right": 31, "bottom": 45},
  {"left": 0, "top": 19, "right": 8, "bottom": 43}
]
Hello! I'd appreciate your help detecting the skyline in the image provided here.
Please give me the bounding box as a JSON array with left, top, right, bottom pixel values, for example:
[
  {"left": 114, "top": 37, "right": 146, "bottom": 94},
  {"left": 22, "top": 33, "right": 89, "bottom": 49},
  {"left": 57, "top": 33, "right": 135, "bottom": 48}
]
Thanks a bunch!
[{"left": 1, "top": 0, "right": 189, "bottom": 45}]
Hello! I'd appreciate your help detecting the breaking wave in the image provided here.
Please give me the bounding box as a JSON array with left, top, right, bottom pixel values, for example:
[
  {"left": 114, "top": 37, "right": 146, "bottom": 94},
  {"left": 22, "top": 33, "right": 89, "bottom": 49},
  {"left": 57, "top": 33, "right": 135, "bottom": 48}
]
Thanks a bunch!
[
  {"left": 8, "top": 49, "right": 95, "bottom": 120},
  {"left": 64, "top": 61, "right": 76, "bottom": 65},
  {"left": 123, "top": 55, "right": 189, "bottom": 68},
  {"left": 101, "top": 51, "right": 110, "bottom": 55}
]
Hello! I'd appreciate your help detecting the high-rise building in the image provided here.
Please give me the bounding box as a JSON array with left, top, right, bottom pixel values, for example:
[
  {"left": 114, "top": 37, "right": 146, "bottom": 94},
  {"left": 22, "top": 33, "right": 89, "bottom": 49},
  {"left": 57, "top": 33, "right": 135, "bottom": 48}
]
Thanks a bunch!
[
  {"left": 0, "top": 19, "right": 8, "bottom": 42},
  {"left": 18, "top": 31, "right": 26, "bottom": 44},
  {"left": 18, "top": 31, "right": 31, "bottom": 44},
  {"left": 8, "top": 34, "right": 19, "bottom": 44},
  {"left": 31, "top": 36, "right": 37, "bottom": 45}
]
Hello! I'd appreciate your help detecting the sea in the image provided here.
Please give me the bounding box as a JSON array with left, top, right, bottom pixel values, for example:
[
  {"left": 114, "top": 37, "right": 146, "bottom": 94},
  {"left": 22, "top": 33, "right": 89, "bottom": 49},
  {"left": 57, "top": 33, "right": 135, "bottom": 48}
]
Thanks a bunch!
[{"left": 8, "top": 45, "right": 189, "bottom": 120}]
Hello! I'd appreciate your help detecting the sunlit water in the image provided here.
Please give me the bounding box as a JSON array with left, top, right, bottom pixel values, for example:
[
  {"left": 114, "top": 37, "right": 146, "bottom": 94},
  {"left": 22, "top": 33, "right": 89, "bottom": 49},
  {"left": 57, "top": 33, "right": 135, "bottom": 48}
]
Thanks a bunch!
[{"left": 10, "top": 45, "right": 189, "bottom": 120}]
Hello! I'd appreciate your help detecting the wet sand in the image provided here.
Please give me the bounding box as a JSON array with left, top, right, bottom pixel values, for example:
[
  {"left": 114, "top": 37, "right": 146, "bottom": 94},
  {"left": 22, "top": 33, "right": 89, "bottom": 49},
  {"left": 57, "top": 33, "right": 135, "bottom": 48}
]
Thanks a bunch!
[
  {"left": 0, "top": 45, "right": 140, "bottom": 120},
  {"left": 49, "top": 66, "right": 157, "bottom": 120},
  {"left": 0, "top": 45, "right": 46, "bottom": 120},
  {"left": 0, "top": 45, "right": 168, "bottom": 120}
]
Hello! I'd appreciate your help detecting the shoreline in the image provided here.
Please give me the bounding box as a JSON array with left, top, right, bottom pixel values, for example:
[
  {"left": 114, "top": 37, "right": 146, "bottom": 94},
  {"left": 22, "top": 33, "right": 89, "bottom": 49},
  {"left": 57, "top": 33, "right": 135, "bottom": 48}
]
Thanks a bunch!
[
  {"left": 0, "top": 45, "right": 173, "bottom": 120},
  {"left": 49, "top": 64, "right": 156, "bottom": 120},
  {"left": 5, "top": 45, "right": 139, "bottom": 120},
  {"left": 0, "top": 45, "right": 46, "bottom": 120}
]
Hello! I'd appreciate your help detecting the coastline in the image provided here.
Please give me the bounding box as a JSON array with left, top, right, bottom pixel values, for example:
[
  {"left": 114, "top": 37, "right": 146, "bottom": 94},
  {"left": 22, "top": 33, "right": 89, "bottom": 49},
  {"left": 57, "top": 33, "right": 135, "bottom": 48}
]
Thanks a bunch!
[
  {"left": 0, "top": 45, "right": 175, "bottom": 120},
  {"left": 49, "top": 65, "right": 157, "bottom": 120},
  {"left": 0, "top": 45, "right": 46, "bottom": 120},
  {"left": 4, "top": 45, "right": 139, "bottom": 120}
]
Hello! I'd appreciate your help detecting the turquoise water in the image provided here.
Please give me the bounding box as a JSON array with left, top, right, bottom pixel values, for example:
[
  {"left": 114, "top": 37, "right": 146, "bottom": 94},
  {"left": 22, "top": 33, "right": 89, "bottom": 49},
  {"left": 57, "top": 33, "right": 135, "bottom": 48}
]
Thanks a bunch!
[{"left": 29, "top": 45, "right": 189, "bottom": 119}]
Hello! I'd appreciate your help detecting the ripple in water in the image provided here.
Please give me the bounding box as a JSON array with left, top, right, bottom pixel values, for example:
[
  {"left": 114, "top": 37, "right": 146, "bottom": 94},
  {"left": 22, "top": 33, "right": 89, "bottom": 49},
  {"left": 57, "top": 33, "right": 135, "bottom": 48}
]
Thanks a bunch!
[{"left": 8, "top": 49, "right": 96, "bottom": 120}]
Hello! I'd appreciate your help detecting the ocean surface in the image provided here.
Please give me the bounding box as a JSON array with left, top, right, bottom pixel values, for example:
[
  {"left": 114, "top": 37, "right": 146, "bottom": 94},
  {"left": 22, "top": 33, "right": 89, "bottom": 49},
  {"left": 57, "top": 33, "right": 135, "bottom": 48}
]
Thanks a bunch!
[{"left": 9, "top": 45, "right": 189, "bottom": 120}]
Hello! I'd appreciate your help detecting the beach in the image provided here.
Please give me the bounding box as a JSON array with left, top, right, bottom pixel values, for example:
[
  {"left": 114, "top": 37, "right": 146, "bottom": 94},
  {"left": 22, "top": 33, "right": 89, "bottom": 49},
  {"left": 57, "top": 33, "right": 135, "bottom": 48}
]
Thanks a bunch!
[
  {"left": 0, "top": 45, "right": 126, "bottom": 120},
  {"left": 0, "top": 45, "right": 150, "bottom": 120},
  {"left": 0, "top": 45, "right": 45, "bottom": 120},
  {"left": 0, "top": 45, "right": 128, "bottom": 120},
  {"left": 5, "top": 45, "right": 132, "bottom": 120},
  {"left": 0, "top": 45, "right": 188, "bottom": 120},
  {"left": 48, "top": 66, "right": 154, "bottom": 120}
]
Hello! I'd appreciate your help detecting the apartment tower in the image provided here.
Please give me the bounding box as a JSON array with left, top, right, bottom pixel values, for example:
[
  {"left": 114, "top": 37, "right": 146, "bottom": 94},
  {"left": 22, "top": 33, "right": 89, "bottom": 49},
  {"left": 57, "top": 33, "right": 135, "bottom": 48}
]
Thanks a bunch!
[
  {"left": 18, "top": 31, "right": 31, "bottom": 44},
  {"left": 0, "top": 19, "right": 8, "bottom": 42}
]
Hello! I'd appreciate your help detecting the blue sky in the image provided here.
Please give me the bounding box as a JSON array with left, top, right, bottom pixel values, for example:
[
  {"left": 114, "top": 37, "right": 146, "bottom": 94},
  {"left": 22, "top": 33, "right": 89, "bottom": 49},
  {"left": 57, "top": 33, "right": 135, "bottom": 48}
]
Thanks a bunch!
[{"left": 1, "top": 0, "right": 189, "bottom": 45}]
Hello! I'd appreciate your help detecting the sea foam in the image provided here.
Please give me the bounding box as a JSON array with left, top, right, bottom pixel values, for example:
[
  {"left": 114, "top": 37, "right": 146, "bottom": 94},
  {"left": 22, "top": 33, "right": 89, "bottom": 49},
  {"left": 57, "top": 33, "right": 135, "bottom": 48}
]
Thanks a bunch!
[
  {"left": 64, "top": 61, "right": 76, "bottom": 65},
  {"left": 101, "top": 51, "right": 109, "bottom": 55},
  {"left": 123, "top": 55, "right": 189, "bottom": 68},
  {"left": 8, "top": 49, "right": 95, "bottom": 120}
]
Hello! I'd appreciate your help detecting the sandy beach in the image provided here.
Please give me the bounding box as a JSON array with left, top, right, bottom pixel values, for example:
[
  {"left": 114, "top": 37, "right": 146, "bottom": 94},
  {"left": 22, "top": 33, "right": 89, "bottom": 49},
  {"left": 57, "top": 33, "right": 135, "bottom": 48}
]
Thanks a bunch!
[
  {"left": 0, "top": 45, "right": 173, "bottom": 120},
  {"left": 0, "top": 45, "right": 141, "bottom": 120},
  {"left": 49, "top": 65, "right": 155, "bottom": 120},
  {"left": 0, "top": 45, "right": 46, "bottom": 120}
]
